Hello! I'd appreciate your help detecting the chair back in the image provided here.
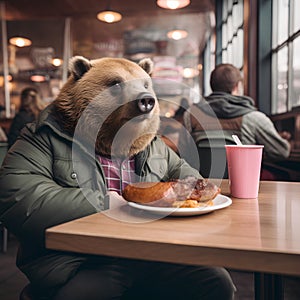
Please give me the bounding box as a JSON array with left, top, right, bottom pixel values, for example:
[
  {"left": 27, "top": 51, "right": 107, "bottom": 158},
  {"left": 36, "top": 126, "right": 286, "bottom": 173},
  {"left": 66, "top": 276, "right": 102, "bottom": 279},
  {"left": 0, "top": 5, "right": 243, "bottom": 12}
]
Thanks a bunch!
[{"left": 196, "top": 130, "right": 237, "bottom": 179}]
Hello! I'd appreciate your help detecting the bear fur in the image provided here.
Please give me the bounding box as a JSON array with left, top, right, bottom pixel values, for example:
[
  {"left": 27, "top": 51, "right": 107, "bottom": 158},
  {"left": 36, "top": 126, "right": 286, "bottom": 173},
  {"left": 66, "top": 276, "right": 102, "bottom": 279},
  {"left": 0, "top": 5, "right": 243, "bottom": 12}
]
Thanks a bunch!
[{"left": 53, "top": 56, "right": 160, "bottom": 157}]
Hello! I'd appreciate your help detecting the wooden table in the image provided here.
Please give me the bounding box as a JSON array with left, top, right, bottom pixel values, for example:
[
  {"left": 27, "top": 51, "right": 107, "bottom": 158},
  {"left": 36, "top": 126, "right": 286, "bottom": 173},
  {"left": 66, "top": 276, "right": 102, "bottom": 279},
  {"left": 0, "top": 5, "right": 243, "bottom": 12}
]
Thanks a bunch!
[{"left": 46, "top": 180, "right": 300, "bottom": 299}]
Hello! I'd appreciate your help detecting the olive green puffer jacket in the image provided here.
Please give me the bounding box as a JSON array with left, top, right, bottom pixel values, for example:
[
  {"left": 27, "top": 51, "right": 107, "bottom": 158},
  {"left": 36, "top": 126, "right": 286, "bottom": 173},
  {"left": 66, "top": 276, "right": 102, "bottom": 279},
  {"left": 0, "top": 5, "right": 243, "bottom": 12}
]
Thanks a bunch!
[{"left": 0, "top": 104, "right": 200, "bottom": 298}]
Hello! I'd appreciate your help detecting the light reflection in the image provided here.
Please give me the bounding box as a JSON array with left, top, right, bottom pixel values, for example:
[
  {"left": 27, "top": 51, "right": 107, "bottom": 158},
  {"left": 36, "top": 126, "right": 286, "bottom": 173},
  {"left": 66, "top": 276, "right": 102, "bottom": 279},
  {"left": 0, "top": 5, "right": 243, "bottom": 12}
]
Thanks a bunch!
[
  {"left": 30, "top": 75, "right": 47, "bottom": 82},
  {"left": 167, "top": 29, "right": 188, "bottom": 40},
  {"left": 182, "top": 67, "right": 199, "bottom": 78}
]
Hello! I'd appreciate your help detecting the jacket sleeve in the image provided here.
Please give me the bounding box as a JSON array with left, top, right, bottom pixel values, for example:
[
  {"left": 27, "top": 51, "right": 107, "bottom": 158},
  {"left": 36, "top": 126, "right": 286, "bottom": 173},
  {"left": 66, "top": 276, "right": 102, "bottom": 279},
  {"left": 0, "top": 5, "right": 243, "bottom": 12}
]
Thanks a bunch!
[
  {"left": 241, "top": 111, "right": 291, "bottom": 161},
  {"left": 151, "top": 137, "right": 202, "bottom": 180},
  {"left": 0, "top": 126, "right": 103, "bottom": 246}
]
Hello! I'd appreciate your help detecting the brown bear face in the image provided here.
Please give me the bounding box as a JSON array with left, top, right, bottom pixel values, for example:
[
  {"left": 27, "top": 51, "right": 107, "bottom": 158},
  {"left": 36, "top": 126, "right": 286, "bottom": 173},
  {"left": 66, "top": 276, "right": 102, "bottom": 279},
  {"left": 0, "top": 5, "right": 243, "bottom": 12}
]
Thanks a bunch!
[{"left": 54, "top": 56, "right": 160, "bottom": 157}]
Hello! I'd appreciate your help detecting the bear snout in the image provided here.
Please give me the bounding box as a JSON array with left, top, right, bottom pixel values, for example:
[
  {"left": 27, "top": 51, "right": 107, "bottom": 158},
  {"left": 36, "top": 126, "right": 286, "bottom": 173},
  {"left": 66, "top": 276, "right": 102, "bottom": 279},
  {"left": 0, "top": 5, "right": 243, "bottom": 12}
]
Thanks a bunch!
[{"left": 136, "top": 93, "right": 156, "bottom": 114}]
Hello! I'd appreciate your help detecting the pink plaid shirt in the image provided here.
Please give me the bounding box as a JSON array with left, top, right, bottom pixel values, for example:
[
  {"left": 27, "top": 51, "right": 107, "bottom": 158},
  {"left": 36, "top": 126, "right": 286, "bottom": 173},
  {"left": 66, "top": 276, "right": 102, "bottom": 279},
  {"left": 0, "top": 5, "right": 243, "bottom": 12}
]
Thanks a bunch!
[{"left": 98, "top": 155, "right": 136, "bottom": 195}]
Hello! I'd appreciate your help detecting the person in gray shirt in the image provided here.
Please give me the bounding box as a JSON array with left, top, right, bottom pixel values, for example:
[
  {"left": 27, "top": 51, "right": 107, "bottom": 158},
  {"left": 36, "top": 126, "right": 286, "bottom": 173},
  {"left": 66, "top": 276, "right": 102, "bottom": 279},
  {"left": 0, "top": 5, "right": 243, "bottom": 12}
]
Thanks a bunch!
[{"left": 184, "top": 63, "right": 291, "bottom": 177}]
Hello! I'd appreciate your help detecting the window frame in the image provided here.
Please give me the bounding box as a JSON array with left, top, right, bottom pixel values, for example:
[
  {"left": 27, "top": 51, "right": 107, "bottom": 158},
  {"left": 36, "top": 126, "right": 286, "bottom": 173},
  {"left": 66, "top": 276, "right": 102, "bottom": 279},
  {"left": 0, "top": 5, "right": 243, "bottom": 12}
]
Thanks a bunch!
[{"left": 271, "top": 0, "right": 300, "bottom": 114}]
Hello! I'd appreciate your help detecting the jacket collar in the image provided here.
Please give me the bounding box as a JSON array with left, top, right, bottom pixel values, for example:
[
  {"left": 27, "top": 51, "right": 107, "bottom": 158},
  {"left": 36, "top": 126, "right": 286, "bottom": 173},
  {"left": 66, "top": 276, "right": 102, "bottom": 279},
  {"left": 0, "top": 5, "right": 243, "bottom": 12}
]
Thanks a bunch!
[
  {"left": 36, "top": 104, "right": 97, "bottom": 159},
  {"left": 36, "top": 104, "right": 73, "bottom": 141}
]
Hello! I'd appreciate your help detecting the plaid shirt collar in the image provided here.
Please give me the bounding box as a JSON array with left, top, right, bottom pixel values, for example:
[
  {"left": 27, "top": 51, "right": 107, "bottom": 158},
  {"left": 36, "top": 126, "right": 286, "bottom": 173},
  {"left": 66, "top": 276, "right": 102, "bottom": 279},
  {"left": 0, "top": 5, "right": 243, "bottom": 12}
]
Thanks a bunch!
[{"left": 97, "top": 155, "right": 136, "bottom": 195}]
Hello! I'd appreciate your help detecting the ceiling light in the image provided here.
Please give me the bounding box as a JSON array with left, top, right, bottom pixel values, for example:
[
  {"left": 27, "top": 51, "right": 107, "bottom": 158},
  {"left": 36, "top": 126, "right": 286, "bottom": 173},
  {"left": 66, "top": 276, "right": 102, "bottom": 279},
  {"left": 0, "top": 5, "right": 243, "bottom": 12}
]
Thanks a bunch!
[
  {"left": 9, "top": 36, "right": 32, "bottom": 47},
  {"left": 97, "top": 0, "right": 122, "bottom": 23},
  {"left": 51, "top": 58, "right": 63, "bottom": 67},
  {"left": 97, "top": 10, "right": 122, "bottom": 23},
  {"left": 157, "top": 0, "right": 190, "bottom": 9},
  {"left": 167, "top": 29, "right": 188, "bottom": 40}
]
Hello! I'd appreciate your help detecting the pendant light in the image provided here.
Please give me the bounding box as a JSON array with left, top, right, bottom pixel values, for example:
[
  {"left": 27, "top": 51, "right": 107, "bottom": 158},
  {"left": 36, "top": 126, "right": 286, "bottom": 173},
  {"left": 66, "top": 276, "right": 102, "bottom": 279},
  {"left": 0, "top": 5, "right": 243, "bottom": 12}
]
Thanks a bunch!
[
  {"left": 156, "top": 0, "right": 190, "bottom": 10},
  {"left": 97, "top": 0, "right": 122, "bottom": 23},
  {"left": 9, "top": 36, "right": 32, "bottom": 47}
]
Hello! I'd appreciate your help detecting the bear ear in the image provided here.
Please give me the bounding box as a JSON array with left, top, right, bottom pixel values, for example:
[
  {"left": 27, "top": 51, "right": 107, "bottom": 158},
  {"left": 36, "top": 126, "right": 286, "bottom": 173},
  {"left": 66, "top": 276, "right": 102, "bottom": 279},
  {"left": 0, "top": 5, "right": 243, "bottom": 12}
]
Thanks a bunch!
[
  {"left": 138, "top": 58, "right": 154, "bottom": 75},
  {"left": 69, "top": 56, "right": 92, "bottom": 80}
]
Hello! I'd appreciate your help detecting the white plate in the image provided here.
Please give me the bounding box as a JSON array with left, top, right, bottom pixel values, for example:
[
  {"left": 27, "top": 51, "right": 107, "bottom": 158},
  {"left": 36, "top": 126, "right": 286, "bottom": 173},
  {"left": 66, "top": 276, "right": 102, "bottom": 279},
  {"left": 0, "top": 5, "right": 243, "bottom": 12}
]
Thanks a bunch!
[{"left": 128, "top": 194, "right": 232, "bottom": 217}]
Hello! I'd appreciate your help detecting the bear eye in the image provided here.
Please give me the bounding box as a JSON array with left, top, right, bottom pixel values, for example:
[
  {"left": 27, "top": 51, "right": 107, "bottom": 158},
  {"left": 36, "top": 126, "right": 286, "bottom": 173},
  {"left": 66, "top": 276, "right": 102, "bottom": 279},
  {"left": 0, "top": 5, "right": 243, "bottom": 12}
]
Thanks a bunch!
[
  {"left": 108, "top": 80, "right": 121, "bottom": 87},
  {"left": 144, "top": 82, "right": 149, "bottom": 89},
  {"left": 108, "top": 80, "right": 122, "bottom": 96}
]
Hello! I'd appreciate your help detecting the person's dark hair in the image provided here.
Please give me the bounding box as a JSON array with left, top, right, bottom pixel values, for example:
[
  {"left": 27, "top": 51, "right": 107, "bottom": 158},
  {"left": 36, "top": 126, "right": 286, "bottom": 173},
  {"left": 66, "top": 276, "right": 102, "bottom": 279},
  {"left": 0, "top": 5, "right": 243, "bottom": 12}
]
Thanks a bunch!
[
  {"left": 20, "top": 87, "right": 44, "bottom": 118},
  {"left": 210, "top": 64, "right": 243, "bottom": 93}
]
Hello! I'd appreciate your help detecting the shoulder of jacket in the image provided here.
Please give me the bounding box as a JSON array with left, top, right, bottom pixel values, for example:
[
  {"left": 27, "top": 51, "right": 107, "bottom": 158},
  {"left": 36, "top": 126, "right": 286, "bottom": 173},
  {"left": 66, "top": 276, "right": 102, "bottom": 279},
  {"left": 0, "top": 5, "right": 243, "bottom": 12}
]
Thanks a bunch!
[
  {"left": 243, "top": 110, "right": 269, "bottom": 121},
  {"left": 245, "top": 110, "right": 266, "bottom": 117}
]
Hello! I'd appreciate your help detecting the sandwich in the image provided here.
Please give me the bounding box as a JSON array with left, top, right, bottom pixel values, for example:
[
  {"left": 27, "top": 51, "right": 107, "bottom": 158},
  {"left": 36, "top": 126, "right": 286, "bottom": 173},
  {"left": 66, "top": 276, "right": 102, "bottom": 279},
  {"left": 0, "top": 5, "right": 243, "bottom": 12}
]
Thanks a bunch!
[{"left": 122, "top": 177, "right": 220, "bottom": 208}]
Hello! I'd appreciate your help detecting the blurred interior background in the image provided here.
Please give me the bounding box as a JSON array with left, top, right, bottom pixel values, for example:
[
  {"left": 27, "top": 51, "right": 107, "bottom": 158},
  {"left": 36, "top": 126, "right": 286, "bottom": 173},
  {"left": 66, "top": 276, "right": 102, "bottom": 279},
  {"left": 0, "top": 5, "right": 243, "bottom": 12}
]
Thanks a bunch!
[{"left": 0, "top": 0, "right": 300, "bottom": 180}]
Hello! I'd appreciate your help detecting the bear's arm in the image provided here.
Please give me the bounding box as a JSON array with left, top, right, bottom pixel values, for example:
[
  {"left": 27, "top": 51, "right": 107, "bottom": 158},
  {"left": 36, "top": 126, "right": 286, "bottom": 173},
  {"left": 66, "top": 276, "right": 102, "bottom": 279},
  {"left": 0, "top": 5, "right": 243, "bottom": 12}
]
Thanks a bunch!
[{"left": 0, "top": 126, "right": 100, "bottom": 247}]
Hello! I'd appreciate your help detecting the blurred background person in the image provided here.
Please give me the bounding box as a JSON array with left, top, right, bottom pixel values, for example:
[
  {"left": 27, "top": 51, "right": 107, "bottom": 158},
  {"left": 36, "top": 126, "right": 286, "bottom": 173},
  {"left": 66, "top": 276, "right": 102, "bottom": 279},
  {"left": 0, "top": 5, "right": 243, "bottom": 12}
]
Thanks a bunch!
[
  {"left": 184, "top": 63, "right": 291, "bottom": 179},
  {"left": 8, "top": 87, "right": 44, "bottom": 148}
]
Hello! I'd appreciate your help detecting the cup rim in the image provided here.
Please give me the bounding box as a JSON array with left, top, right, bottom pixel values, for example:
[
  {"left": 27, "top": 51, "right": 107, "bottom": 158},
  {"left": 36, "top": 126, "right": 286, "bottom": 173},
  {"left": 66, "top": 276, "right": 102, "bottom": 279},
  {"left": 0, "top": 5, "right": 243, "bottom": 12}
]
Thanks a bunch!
[{"left": 225, "top": 145, "right": 264, "bottom": 149}]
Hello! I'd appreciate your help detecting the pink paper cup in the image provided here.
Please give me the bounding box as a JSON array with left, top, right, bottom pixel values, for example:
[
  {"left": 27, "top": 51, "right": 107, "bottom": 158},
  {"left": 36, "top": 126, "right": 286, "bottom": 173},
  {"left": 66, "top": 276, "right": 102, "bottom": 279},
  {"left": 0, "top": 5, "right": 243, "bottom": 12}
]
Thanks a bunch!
[{"left": 225, "top": 145, "right": 264, "bottom": 198}]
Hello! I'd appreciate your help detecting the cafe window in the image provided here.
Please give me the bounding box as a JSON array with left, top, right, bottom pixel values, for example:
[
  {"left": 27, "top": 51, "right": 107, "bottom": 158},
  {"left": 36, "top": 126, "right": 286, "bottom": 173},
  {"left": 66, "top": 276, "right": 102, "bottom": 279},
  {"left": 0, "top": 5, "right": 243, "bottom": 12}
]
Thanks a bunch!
[
  {"left": 220, "top": 0, "right": 244, "bottom": 70},
  {"left": 203, "top": 0, "right": 244, "bottom": 95},
  {"left": 203, "top": 34, "right": 215, "bottom": 96},
  {"left": 0, "top": 18, "right": 66, "bottom": 120},
  {"left": 272, "top": 0, "right": 300, "bottom": 114}
]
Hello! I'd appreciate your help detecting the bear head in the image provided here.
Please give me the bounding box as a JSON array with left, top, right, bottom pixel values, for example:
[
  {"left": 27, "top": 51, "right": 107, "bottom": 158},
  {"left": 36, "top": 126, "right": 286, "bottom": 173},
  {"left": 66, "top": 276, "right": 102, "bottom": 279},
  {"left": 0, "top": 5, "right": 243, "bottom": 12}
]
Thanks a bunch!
[{"left": 53, "top": 56, "right": 160, "bottom": 157}]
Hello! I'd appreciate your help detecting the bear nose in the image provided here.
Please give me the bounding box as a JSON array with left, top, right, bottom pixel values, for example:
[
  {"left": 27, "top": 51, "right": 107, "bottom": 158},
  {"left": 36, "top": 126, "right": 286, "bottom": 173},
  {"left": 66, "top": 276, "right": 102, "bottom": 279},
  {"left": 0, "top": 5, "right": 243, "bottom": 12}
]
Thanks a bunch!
[{"left": 136, "top": 94, "right": 155, "bottom": 114}]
